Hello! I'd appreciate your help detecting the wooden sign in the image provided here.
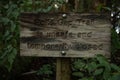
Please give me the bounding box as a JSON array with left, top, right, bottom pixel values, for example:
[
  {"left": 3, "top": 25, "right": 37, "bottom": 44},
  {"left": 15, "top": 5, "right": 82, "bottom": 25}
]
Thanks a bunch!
[{"left": 20, "top": 13, "right": 111, "bottom": 57}]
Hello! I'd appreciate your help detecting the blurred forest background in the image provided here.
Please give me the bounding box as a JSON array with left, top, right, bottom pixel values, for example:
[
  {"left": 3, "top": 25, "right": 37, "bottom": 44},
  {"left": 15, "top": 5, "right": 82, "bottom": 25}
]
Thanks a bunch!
[{"left": 0, "top": 0, "right": 120, "bottom": 80}]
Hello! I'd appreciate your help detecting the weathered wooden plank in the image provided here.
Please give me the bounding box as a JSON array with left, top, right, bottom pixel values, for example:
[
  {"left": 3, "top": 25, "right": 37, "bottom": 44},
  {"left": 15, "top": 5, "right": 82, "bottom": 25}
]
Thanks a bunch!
[
  {"left": 56, "top": 58, "right": 71, "bottom": 80},
  {"left": 20, "top": 13, "right": 111, "bottom": 57}
]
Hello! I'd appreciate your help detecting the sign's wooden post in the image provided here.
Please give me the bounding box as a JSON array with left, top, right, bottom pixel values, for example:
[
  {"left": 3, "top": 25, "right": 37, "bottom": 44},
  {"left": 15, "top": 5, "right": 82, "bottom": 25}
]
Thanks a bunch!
[
  {"left": 56, "top": 58, "right": 71, "bottom": 80},
  {"left": 56, "top": 58, "right": 62, "bottom": 80},
  {"left": 20, "top": 13, "right": 111, "bottom": 80}
]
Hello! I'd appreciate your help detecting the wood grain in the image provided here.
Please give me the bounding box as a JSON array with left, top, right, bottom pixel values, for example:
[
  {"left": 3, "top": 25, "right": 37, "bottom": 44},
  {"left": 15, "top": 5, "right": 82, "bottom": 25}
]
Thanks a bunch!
[
  {"left": 20, "top": 13, "right": 111, "bottom": 57},
  {"left": 56, "top": 58, "right": 71, "bottom": 80}
]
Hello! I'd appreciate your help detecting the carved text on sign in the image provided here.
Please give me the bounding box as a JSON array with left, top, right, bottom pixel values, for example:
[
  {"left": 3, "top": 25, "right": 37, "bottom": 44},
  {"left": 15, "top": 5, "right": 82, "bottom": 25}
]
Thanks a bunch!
[
  {"left": 35, "top": 31, "right": 92, "bottom": 38},
  {"left": 34, "top": 18, "right": 94, "bottom": 26},
  {"left": 20, "top": 13, "right": 111, "bottom": 57},
  {"left": 27, "top": 42, "right": 103, "bottom": 51}
]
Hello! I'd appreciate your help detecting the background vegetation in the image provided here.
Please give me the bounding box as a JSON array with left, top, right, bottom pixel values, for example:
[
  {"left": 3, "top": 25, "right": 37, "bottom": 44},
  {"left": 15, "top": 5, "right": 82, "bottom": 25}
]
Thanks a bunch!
[{"left": 0, "top": 0, "right": 120, "bottom": 80}]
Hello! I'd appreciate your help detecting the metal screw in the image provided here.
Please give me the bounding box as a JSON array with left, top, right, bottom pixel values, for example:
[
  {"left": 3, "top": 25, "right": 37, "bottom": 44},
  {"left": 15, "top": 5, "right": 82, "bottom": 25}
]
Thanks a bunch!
[
  {"left": 61, "top": 51, "right": 66, "bottom": 56},
  {"left": 62, "top": 14, "right": 67, "bottom": 18}
]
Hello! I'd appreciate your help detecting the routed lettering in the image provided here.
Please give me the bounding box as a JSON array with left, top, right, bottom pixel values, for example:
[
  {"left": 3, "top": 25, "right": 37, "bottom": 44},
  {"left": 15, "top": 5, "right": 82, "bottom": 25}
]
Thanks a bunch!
[{"left": 27, "top": 42, "right": 103, "bottom": 51}]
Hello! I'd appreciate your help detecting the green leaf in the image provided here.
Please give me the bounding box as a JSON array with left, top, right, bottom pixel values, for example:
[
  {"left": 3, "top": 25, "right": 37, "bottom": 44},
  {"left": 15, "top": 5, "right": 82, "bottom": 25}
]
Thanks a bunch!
[
  {"left": 7, "top": 3, "right": 18, "bottom": 18},
  {"left": 37, "top": 64, "right": 53, "bottom": 75},
  {"left": 86, "top": 62, "right": 97, "bottom": 73},
  {"left": 73, "top": 59, "right": 86, "bottom": 70},
  {"left": 1, "top": 17, "right": 10, "bottom": 25},
  {"left": 111, "top": 63, "right": 120, "bottom": 71},
  {"left": 11, "top": 8, "right": 19, "bottom": 19},
  {"left": 43, "top": 6, "right": 53, "bottom": 13},
  {"left": 80, "top": 78, "right": 88, "bottom": 80},
  {"left": 0, "top": 50, "right": 7, "bottom": 59},
  {"left": 94, "top": 68, "right": 103, "bottom": 76},
  {"left": 8, "top": 48, "right": 17, "bottom": 64},
  {"left": 6, "top": 35, "right": 12, "bottom": 41},
  {"left": 6, "top": 45, "right": 13, "bottom": 53},
  {"left": 103, "top": 69, "right": 111, "bottom": 80},
  {"left": 3, "top": 30, "right": 10, "bottom": 40},
  {"left": 96, "top": 55, "right": 110, "bottom": 70},
  {"left": 103, "top": 7, "right": 111, "bottom": 11},
  {"left": 72, "top": 72, "right": 84, "bottom": 77},
  {"left": 10, "top": 20, "right": 16, "bottom": 32},
  {"left": 0, "top": 45, "right": 13, "bottom": 59},
  {"left": 6, "top": 48, "right": 17, "bottom": 71},
  {"left": 111, "top": 74, "right": 120, "bottom": 80}
]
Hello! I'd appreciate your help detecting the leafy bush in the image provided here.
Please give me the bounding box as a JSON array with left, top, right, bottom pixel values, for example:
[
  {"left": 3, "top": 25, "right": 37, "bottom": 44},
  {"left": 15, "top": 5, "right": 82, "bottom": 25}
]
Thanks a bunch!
[
  {"left": 72, "top": 55, "right": 120, "bottom": 80},
  {"left": 36, "top": 64, "right": 54, "bottom": 80},
  {"left": 0, "top": 1, "right": 20, "bottom": 71},
  {"left": 20, "top": 0, "right": 66, "bottom": 12}
]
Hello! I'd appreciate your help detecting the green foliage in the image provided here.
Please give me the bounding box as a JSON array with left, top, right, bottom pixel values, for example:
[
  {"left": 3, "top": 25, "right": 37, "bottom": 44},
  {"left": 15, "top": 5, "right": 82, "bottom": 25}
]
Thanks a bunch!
[
  {"left": 37, "top": 64, "right": 53, "bottom": 75},
  {"left": 72, "top": 55, "right": 120, "bottom": 80},
  {"left": 20, "top": 0, "right": 65, "bottom": 12},
  {"left": 111, "top": 29, "right": 120, "bottom": 54},
  {"left": 0, "top": 1, "right": 19, "bottom": 71},
  {"left": 37, "top": 64, "right": 53, "bottom": 80},
  {"left": 20, "top": 0, "right": 51, "bottom": 12}
]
